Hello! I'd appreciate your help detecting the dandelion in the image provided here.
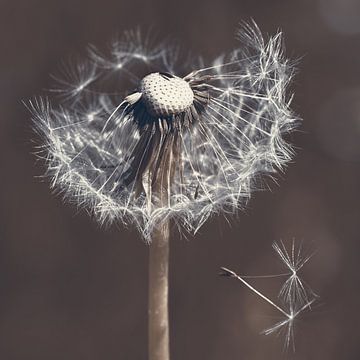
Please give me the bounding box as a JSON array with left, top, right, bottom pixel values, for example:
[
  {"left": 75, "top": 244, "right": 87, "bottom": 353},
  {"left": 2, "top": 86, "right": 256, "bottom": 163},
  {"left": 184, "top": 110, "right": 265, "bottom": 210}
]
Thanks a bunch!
[
  {"left": 30, "top": 22, "right": 298, "bottom": 360},
  {"left": 221, "top": 240, "right": 318, "bottom": 351}
]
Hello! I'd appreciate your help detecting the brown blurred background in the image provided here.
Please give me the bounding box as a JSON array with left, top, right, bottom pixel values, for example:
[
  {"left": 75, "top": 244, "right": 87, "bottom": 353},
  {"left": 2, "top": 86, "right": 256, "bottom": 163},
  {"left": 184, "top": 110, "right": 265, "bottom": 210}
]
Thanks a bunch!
[{"left": 1, "top": 0, "right": 360, "bottom": 359}]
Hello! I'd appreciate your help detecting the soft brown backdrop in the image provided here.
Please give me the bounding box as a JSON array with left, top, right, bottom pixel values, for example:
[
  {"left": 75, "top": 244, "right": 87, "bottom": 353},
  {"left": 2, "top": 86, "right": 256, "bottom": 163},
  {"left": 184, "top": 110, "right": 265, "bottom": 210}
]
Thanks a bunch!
[{"left": 1, "top": 0, "right": 360, "bottom": 359}]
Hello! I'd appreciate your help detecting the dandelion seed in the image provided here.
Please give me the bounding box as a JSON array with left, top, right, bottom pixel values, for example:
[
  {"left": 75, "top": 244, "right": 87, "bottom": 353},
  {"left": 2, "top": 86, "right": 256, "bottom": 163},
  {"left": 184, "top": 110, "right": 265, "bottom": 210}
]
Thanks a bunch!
[
  {"left": 262, "top": 298, "right": 316, "bottom": 351},
  {"left": 50, "top": 60, "right": 99, "bottom": 101},
  {"left": 221, "top": 240, "right": 318, "bottom": 351}
]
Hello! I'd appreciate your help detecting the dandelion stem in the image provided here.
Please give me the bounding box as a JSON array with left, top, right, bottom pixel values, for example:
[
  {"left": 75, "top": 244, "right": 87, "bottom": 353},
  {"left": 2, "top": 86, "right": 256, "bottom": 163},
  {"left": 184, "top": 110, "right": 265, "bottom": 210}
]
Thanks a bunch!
[
  {"left": 148, "top": 220, "right": 170, "bottom": 360},
  {"left": 146, "top": 111, "right": 179, "bottom": 360}
]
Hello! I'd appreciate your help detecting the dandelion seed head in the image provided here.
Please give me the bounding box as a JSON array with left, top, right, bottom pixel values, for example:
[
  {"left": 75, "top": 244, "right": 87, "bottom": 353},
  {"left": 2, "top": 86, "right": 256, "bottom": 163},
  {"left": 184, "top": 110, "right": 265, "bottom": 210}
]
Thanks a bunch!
[{"left": 31, "top": 22, "right": 299, "bottom": 240}]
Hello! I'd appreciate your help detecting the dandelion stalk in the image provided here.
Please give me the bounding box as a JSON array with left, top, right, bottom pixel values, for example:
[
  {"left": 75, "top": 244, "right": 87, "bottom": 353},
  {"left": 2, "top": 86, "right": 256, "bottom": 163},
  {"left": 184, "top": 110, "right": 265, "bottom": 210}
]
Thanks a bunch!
[
  {"left": 147, "top": 145, "right": 174, "bottom": 360},
  {"left": 148, "top": 221, "right": 170, "bottom": 360}
]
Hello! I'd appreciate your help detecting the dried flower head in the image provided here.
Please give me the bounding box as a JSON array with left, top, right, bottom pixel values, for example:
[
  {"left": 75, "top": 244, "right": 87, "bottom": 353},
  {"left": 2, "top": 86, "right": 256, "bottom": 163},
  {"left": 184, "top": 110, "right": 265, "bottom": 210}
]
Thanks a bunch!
[{"left": 31, "top": 22, "right": 298, "bottom": 240}]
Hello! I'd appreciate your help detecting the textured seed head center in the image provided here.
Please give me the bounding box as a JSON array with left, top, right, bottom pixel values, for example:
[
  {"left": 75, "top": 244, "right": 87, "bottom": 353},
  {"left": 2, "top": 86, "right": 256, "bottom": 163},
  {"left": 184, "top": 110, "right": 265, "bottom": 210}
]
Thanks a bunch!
[{"left": 140, "top": 72, "right": 194, "bottom": 117}]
